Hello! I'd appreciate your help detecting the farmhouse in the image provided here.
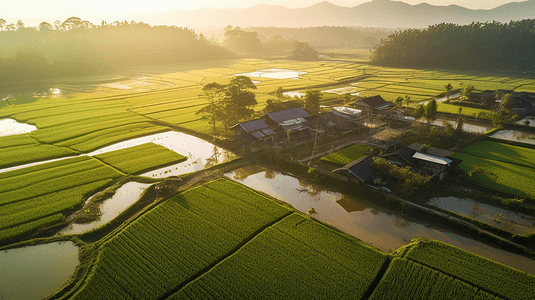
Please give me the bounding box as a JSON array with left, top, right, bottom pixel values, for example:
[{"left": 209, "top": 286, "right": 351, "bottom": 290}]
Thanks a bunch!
[
  {"left": 326, "top": 106, "right": 362, "bottom": 131},
  {"left": 230, "top": 119, "right": 276, "bottom": 144},
  {"left": 262, "top": 107, "right": 313, "bottom": 141},
  {"left": 334, "top": 142, "right": 460, "bottom": 184},
  {"left": 352, "top": 95, "right": 394, "bottom": 114},
  {"left": 332, "top": 155, "right": 378, "bottom": 184}
]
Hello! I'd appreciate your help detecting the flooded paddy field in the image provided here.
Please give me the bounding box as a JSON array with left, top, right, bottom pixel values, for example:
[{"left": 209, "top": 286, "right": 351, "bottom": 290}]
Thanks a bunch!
[
  {"left": 59, "top": 182, "right": 152, "bottom": 235},
  {"left": 0, "top": 242, "right": 79, "bottom": 300},
  {"left": 225, "top": 165, "right": 535, "bottom": 274},
  {"left": 489, "top": 129, "right": 535, "bottom": 145}
]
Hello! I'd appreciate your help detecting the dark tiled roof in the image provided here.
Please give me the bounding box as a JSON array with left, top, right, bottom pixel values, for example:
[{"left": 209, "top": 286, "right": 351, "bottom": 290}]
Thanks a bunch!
[
  {"left": 353, "top": 95, "right": 393, "bottom": 109},
  {"left": 267, "top": 107, "right": 310, "bottom": 123},
  {"left": 334, "top": 155, "right": 377, "bottom": 183},
  {"left": 232, "top": 119, "right": 270, "bottom": 133},
  {"left": 383, "top": 147, "right": 416, "bottom": 165}
]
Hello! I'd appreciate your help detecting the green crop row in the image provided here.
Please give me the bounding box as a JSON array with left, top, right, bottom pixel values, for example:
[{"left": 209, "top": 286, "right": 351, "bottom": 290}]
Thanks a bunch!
[
  {"left": 31, "top": 112, "right": 149, "bottom": 144},
  {"left": 320, "top": 144, "right": 370, "bottom": 166},
  {"left": 0, "top": 143, "right": 77, "bottom": 169},
  {"left": 71, "top": 178, "right": 292, "bottom": 300},
  {"left": 0, "top": 134, "right": 39, "bottom": 148},
  {"left": 461, "top": 141, "right": 535, "bottom": 169},
  {"left": 95, "top": 143, "right": 186, "bottom": 174},
  {"left": 454, "top": 153, "right": 535, "bottom": 200},
  {"left": 0, "top": 180, "right": 112, "bottom": 231},
  {"left": 0, "top": 213, "right": 64, "bottom": 242},
  {"left": 370, "top": 258, "right": 500, "bottom": 300},
  {"left": 404, "top": 240, "right": 535, "bottom": 300},
  {"left": 55, "top": 122, "right": 168, "bottom": 152},
  {"left": 0, "top": 157, "right": 122, "bottom": 206},
  {"left": 170, "top": 214, "right": 386, "bottom": 300}
]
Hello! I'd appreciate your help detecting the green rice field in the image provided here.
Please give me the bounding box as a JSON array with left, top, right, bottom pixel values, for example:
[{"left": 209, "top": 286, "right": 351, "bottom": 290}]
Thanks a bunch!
[
  {"left": 55, "top": 178, "right": 534, "bottom": 300},
  {"left": 94, "top": 143, "right": 187, "bottom": 174},
  {"left": 320, "top": 144, "right": 370, "bottom": 166},
  {"left": 455, "top": 141, "right": 535, "bottom": 200},
  {"left": 0, "top": 142, "right": 187, "bottom": 243}
]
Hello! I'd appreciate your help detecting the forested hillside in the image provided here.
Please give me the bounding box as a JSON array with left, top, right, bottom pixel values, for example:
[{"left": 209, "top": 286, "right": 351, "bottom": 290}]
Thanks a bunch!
[
  {"left": 371, "top": 20, "right": 535, "bottom": 71},
  {"left": 247, "top": 26, "right": 392, "bottom": 50},
  {"left": 0, "top": 17, "right": 232, "bottom": 81}
]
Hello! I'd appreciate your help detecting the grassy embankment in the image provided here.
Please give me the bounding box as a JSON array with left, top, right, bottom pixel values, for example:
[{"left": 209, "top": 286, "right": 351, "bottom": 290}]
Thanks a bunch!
[
  {"left": 49, "top": 178, "right": 534, "bottom": 300},
  {"left": 0, "top": 143, "right": 185, "bottom": 245}
]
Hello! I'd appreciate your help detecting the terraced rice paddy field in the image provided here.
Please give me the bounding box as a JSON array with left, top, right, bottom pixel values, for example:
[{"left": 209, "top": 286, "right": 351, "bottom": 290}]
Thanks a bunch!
[
  {"left": 455, "top": 141, "right": 535, "bottom": 200},
  {"left": 0, "top": 143, "right": 184, "bottom": 243},
  {"left": 52, "top": 179, "right": 534, "bottom": 300},
  {"left": 2, "top": 59, "right": 534, "bottom": 154}
]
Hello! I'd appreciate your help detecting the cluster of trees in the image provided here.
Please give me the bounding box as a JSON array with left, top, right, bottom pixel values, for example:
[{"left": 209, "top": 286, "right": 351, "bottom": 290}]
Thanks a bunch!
[
  {"left": 371, "top": 20, "right": 535, "bottom": 71},
  {"left": 371, "top": 158, "right": 432, "bottom": 193},
  {"left": 248, "top": 26, "right": 391, "bottom": 50},
  {"left": 198, "top": 79, "right": 323, "bottom": 136},
  {"left": 223, "top": 26, "right": 318, "bottom": 60},
  {"left": 197, "top": 76, "right": 258, "bottom": 135},
  {"left": 0, "top": 17, "right": 231, "bottom": 81},
  {"left": 413, "top": 99, "right": 438, "bottom": 124}
]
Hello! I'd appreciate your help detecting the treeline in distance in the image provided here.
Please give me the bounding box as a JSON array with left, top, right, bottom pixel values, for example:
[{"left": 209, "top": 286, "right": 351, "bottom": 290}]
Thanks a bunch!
[
  {"left": 371, "top": 20, "right": 535, "bottom": 71},
  {"left": 0, "top": 17, "right": 232, "bottom": 82},
  {"left": 247, "top": 26, "right": 392, "bottom": 50}
]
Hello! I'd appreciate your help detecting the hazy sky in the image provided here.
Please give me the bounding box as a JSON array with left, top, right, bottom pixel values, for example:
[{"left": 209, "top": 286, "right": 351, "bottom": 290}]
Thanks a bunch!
[{"left": 1, "top": 0, "right": 525, "bottom": 23}]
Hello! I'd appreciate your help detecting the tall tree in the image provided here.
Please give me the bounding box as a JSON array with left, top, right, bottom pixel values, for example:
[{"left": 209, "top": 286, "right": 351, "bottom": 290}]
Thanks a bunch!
[
  {"left": 196, "top": 82, "right": 226, "bottom": 135},
  {"left": 424, "top": 99, "right": 438, "bottom": 125},
  {"left": 445, "top": 83, "right": 453, "bottom": 100},
  {"left": 414, "top": 104, "right": 425, "bottom": 119},
  {"left": 303, "top": 90, "right": 321, "bottom": 115},
  {"left": 223, "top": 76, "right": 258, "bottom": 128}
]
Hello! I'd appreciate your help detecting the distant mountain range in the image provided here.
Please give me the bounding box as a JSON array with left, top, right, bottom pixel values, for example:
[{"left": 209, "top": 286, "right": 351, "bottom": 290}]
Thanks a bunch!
[{"left": 139, "top": 0, "right": 535, "bottom": 29}]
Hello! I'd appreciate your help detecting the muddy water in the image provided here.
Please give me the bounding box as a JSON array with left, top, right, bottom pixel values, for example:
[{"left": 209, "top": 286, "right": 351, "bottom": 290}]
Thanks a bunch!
[
  {"left": 490, "top": 129, "right": 535, "bottom": 145},
  {"left": 0, "top": 242, "right": 79, "bottom": 300},
  {"left": 225, "top": 165, "right": 535, "bottom": 274},
  {"left": 0, "top": 118, "right": 37, "bottom": 137},
  {"left": 59, "top": 182, "right": 152, "bottom": 235},
  {"left": 428, "top": 197, "right": 535, "bottom": 235},
  {"left": 1, "top": 131, "right": 237, "bottom": 175}
]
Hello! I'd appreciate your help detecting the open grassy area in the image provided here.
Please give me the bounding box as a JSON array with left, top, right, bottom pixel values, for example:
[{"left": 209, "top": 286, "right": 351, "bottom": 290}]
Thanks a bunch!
[{"left": 320, "top": 143, "right": 370, "bottom": 166}]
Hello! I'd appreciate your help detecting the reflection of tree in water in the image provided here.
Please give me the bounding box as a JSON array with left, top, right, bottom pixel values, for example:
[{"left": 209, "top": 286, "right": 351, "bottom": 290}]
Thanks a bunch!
[
  {"left": 370, "top": 208, "right": 380, "bottom": 216},
  {"left": 297, "top": 179, "right": 323, "bottom": 197},
  {"left": 264, "top": 168, "right": 276, "bottom": 179},
  {"left": 336, "top": 195, "right": 371, "bottom": 213},
  {"left": 204, "top": 145, "right": 220, "bottom": 169},
  {"left": 232, "top": 165, "right": 266, "bottom": 181},
  {"left": 393, "top": 216, "right": 411, "bottom": 230}
]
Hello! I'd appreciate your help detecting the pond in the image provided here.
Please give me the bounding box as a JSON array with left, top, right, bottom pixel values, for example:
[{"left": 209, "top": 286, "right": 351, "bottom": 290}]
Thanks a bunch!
[
  {"left": 225, "top": 165, "right": 535, "bottom": 274},
  {"left": 59, "top": 182, "right": 152, "bottom": 235},
  {"left": 321, "top": 86, "right": 359, "bottom": 94},
  {"left": 430, "top": 119, "right": 489, "bottom": 134},
  {"left": 0, "top": 241, "right": 79, "bottom": 300},
  {"left": 1, "top": 131, "right": 237, "bottom": 175},
  {"left": 0, "top": 118, "right": 37, "bottom": 137},
  {"left": 234, "top": 69, "right": 307, "bottom": 80},
  {"left": 489, "top": 129, "right": 535, "bottom": 145},
  {"left": 428, "top": 197, "right": 535, "bottom": 235}
]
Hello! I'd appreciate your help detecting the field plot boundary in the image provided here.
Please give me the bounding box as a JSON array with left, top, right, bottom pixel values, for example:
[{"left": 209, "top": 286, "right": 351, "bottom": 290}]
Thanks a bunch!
[{"left": 159, "top": 212, "right": 294, "bottom": 300}]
